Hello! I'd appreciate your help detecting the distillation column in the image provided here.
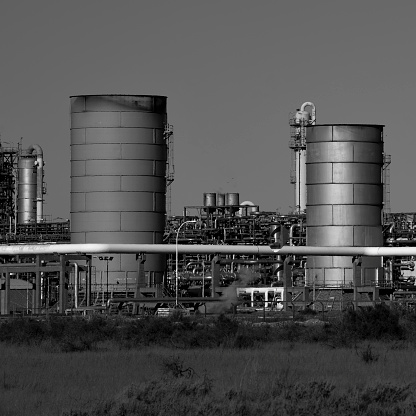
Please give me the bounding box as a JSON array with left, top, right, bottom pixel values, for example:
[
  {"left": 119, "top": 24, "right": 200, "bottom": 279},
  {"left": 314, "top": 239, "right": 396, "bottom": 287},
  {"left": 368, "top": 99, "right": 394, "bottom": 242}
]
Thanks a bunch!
[
  {"left": 289, "top": 102, "right": 316, "bottom": 214},
  {"left": 17, "top": 145, "right": 44, "bottom": 224}
]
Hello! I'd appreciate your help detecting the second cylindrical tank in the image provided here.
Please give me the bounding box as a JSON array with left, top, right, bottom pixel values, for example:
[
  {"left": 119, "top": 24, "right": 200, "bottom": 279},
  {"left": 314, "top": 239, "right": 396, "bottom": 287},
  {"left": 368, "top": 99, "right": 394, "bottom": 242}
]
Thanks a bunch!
[{"left": 305, "top": 124, "right": 384, "bottom": 286}]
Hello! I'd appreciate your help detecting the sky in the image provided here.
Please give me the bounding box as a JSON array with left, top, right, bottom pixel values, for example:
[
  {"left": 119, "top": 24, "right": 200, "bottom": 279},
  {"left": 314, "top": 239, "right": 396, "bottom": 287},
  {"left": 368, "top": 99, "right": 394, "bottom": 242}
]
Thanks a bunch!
[{"left": 0, "top": 1, "right": 415, "bottom": 219}]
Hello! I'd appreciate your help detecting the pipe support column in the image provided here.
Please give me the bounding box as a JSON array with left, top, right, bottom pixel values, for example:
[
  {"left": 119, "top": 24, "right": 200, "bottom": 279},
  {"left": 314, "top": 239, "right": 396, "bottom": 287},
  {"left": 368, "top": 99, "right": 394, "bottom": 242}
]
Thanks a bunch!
[
  {"left": 59, "top": 255, "right": 67, "bottom": 313},
  {"left": 35, "top": 256, "right": 41, "bottom": 314},
  {"left": 211, "top": 256, "right": 221, "bottom": 298}
]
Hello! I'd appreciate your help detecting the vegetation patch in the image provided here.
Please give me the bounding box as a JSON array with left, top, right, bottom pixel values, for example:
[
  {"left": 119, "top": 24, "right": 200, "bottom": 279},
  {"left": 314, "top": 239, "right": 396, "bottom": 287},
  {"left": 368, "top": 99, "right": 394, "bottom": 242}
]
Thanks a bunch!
[
  {"left": 0, "top": 304, "right": 410, "bottom": 351},
  {"left": 2, "top": 305, "right": 416, "bottom": 415},
  {"left": 63, "top": 374, "right": 416, "bottom": 416}
]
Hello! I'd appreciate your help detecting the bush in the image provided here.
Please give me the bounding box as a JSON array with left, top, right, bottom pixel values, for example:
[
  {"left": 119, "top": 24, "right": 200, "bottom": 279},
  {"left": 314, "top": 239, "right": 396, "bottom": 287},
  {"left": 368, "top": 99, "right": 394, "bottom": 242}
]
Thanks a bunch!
[
  {"left": 297, "top": 307, "right": 317, "bottom": 317},
  {"left": 0, "top": 316, "right": 116, "bottom": 350},
  {"left": 0, "top": 304, "right": 413, "bottom": 353},
  {"left": 339, "top": 304, "right": 402, "bottom": 341},
  {"left": 0, "top": 318, "right": 46, "bottom": 345},
  {"left": 160, "top": 355, "right": 195, "bottom": 378}
]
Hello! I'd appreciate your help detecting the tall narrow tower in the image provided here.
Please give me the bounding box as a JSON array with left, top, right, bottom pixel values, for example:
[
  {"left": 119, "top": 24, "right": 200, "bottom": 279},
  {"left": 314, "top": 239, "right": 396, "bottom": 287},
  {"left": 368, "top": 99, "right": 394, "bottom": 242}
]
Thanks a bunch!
[{"left": 289, "top": 102, "right": 316, "bottom": 214}]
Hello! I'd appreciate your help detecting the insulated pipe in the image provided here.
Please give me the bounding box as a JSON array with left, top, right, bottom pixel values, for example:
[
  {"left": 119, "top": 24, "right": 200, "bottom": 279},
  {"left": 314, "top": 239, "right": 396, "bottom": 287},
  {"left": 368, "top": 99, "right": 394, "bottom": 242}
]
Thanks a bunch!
[
  {"left": 28, "top": 145, "right": 44, "bottom": 222},
  {"left": 274, "top": 246, "right": 416, "bottom": 257},
  {"left": 3, "top": 243, "right": 416, "bottom": 257},
  {"left": 0, "top": 243, "right": 275, "bottom": 255}
]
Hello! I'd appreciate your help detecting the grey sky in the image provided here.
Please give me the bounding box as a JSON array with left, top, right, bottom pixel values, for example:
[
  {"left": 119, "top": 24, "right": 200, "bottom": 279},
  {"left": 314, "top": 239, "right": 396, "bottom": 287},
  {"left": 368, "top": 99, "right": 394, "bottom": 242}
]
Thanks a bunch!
[{"left": 0, "top": 1, "right": 414, "bottom": 218}]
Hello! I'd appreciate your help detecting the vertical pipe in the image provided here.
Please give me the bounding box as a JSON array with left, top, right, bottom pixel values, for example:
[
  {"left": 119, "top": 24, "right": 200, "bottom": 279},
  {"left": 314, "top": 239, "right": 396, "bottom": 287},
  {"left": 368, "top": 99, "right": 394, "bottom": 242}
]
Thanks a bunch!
[
  {"left": 3, "top": 269, "right": 10, "bottom": 315},
  {"left": 35, "top": 255, "right": 41, "bottom": 314},
  {"left": 100, "top": 271, "right": 104, "bottom": 305},
  {"left": 59, "top": 255, "right": 67, "bottom": 313},
  {"left": 70, "top": 263, "right": 79, "bottom": 308},
  {"left": 106, "top": 259, "right": 109, "bottom": 302},
  {"left": 86, "top": 259, "right": 91, "bottom": 307},
  {"left": 211, "top": 256, "right": 221, "bottom": 298}
]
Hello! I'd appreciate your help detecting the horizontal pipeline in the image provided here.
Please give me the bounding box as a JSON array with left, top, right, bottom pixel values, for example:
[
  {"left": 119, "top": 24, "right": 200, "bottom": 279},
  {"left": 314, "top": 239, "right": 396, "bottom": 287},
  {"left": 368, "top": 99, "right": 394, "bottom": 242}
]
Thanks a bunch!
[
  {"left": 0, "top": 243, "right": 274, "bottom": 256},
  {"left": 0, "top": 243, "right": 416, "bottom": 257}
]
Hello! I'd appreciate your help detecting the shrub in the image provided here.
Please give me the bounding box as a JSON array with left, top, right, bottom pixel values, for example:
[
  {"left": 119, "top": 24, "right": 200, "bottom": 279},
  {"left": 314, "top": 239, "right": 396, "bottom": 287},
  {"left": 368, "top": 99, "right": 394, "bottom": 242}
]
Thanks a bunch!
[
  {"left": 339, "top": 304, "right": 402, "bottom": 341},
  {"left": 213, "top": 313, "right": 239, "bottom": 335},
  {"left": 0, "top": 318, "right": 46, "bottom": 345},
  {"left": 273, "top": 322, "right": 305, "bottom": 342},
  {"left": 297, "top": 307, "right": 317, "bottom": 317},
  {"left": 160, "top": 355, "right": 195, "bottom": 379},
  {"left": 355, "top": 343, "right": 380, "bottom": 364}
]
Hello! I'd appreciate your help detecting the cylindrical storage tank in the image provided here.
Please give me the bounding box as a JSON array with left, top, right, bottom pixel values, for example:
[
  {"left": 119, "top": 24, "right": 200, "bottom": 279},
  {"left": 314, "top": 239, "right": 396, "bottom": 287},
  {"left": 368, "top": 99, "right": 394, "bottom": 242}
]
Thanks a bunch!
[
  {"left": 305, "top": 124, "right": 384, "bottom": 287},
  {"left": 217, "top": 193, "right": 225, "bottom": 206},
  {"left": 17, "top": 154, "right": 37, "bottom": 223},
  {"left": 70, "top": 95, "right": 168, "bottom": 287},
  {"left": 226, "top": 192, "right": 239, "bottom": 206},
  {"left": 203, "top": 192, "right": 216, "bottom": 208},
  {"left": 226, "top": 192, "right": 239, "bottom": 214}
]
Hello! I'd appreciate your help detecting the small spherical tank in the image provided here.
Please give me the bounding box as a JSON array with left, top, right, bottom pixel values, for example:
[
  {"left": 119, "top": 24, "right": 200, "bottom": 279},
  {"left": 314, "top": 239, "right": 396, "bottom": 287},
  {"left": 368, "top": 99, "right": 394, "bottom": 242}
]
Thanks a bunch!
[{"left": 237, "top": 200, "right": 256, "bottom": 216}]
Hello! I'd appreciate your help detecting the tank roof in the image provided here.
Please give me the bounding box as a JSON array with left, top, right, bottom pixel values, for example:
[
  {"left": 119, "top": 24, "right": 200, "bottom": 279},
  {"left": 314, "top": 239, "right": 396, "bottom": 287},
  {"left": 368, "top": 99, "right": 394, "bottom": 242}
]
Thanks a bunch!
[
  {"left": 70, "top": 94, "right": 167, "bottom": 98},
  {"left": 308, "top": 123, "right": 385, "bottom": 127}
]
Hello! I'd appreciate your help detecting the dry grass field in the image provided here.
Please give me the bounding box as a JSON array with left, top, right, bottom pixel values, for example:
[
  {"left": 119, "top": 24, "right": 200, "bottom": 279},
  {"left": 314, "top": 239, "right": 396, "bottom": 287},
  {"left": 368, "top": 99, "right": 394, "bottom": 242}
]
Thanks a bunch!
[{"left": 0, "top": 306, "right": 415, "bottom": 415}]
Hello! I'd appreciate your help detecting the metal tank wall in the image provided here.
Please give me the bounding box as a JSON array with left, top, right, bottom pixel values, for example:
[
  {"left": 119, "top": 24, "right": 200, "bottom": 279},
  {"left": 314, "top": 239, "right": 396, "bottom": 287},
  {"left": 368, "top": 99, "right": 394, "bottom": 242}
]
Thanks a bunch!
[
  {"left": 217, "top": 193, "right": 225, "bottom": 207},
  {"left": 70, "top": 95, "right": 168, "bottom": 286},
  {"left": 305, "top": 124, "right": 384, "bottom": 286},
  {"left": 203, "top": 193, "right": 216, "bottom": 208},
  {"left": 226, "top": 192, "right": 239, "bottom": 207}
]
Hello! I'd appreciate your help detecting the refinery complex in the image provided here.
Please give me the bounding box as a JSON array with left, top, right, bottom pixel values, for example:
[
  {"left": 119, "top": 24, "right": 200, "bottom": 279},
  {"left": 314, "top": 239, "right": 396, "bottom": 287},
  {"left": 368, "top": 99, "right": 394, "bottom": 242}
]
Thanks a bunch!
[{"left": 0, "top": 95, "right": 414, "bottom": 316}]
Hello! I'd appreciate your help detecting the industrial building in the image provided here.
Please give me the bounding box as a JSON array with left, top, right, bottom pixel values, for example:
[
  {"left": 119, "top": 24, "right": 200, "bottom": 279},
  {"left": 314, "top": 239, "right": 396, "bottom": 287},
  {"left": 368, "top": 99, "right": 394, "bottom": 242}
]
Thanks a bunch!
[{"left": 0, "top": 95, "right": 414, "bottom": 315}]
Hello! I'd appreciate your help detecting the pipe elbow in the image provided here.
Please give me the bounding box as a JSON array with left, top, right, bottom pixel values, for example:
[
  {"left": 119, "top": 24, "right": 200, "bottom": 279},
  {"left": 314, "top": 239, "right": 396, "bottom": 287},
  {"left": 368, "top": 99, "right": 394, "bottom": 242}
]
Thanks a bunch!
[
  {"left": 300, "top": 102, "right": 315, "bottom": 112},
  {"left": 300, "top": 102, "right": 316, "bottom": 124},
  {"left": 28, "top": 144, "right": 44, "bottom": 167}
]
